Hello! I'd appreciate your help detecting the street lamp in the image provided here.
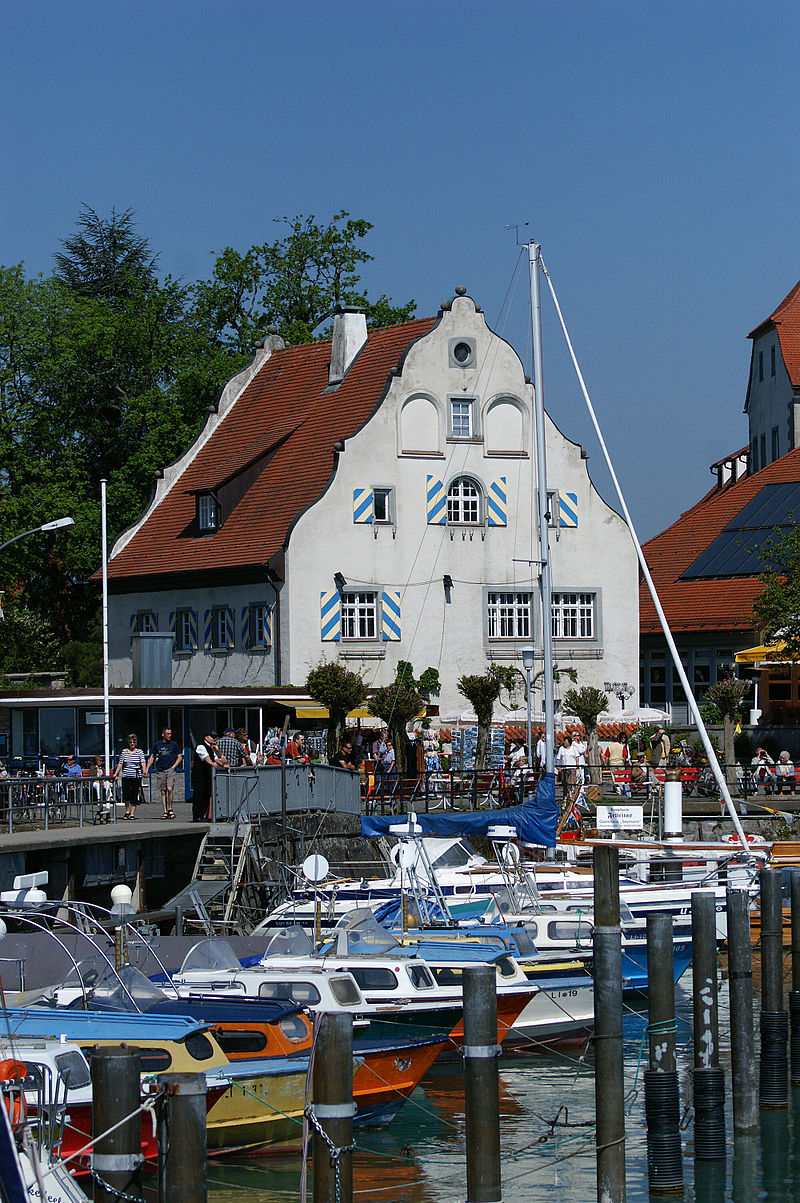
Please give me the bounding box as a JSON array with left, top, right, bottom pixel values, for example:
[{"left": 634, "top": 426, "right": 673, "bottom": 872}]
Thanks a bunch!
[
  {"left": 522, "top": 646, "right": 536, "bottom": 770},
  {"left": 0, "top": 516, "right": 74, "bottom": 556}
]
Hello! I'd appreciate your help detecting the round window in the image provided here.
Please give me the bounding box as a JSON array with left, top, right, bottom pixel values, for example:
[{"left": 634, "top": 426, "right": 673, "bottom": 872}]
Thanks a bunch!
[{"left": 453, "top": 341, "right": 472, "bottom": 363}]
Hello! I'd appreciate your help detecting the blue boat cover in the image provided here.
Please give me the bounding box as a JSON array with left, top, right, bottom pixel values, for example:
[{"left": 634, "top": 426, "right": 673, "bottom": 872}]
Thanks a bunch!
[{"left": 361, "top": 772, "right": 558, "bottom": 846}]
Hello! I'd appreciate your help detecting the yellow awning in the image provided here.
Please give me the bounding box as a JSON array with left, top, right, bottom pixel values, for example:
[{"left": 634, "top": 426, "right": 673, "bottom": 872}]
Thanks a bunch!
[
  {"left": 293, "top": 705, "right": 379, "bottom": 719},
  {"left": 735, "top": 641, "right": 789, "bottom": 664}
]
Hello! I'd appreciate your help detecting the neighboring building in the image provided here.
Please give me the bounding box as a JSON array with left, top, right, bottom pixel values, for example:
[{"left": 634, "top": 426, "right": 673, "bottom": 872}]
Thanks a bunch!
[
  {"left": 641, "top": 279, "right": 800, "bottom": 724},
  {"left": 105, "top": 291, "right": 639, "bottom": 718}
]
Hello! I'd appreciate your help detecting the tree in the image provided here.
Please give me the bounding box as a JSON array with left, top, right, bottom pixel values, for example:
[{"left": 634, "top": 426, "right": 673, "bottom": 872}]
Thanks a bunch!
[
  {"left": 752, "top": 524, "right": 800, "bottom": 661},
  {"left": 704, "top": 678, "right": 751, "bottom": 786},
  {"left": 367, "top": 661, "right": 437, "bottom": 774},
  {"left": 54, "top": 206, "right": 158, "bottom": 302},
  {"left": 190, "top": 212, "right": 417, "bottom": 351},
  {"left": 457, "top": 664, "right": 516, "bottom": 771},
  {"left": 562, "top": 686, "right": 609, "bottom": 784},
  {"left": 306, "top": 661, "right": 367, "bottom": 759},
  {"left": 0, "top": 584, "right": 62, "bottom": 678}
]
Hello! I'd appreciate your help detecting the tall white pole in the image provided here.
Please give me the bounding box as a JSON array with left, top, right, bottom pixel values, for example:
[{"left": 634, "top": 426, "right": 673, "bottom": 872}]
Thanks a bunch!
[
  {"left": 528, "top": 243, "right": 555, "bottom": 776},
  {"left": 101, "top": 480, "right": 111, "bottom": 784}
]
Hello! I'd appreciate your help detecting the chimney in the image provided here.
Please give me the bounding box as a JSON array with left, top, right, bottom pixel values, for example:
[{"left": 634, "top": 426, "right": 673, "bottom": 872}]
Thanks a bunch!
[{"left": 329, "top": 307, "right": 367, "bottom": 385}]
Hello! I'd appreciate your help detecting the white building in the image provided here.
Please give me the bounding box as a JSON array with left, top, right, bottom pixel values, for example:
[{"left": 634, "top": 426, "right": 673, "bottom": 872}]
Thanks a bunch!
[
  {"left": 106, "top": 290, "right": 639, "bottom": 717},
  {"left": 746, "top": 279, "right": 800, "bottom": 471}
]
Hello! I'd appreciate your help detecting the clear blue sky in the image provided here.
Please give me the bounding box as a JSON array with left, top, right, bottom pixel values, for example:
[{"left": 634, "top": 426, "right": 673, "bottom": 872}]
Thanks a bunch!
[{"left": 3, "top": 1, "right": 799, "bottom": 539}]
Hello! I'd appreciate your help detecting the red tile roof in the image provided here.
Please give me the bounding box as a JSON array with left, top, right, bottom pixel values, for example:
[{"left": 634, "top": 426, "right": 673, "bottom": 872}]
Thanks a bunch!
[
  {"left": 748, "top": 278, "right": 800, "bottom": 387},
  {"left": 640, "top": 446, "right": 800, "bottom": 635},
  {"left": 107, "top": 317, "right": 437, "bottom": 583}
]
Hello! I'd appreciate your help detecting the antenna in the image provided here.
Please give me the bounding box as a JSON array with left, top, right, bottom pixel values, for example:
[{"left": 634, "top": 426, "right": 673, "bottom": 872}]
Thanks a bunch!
[{"left": 504, "top": 221, "right": 530, "bottom": 245}]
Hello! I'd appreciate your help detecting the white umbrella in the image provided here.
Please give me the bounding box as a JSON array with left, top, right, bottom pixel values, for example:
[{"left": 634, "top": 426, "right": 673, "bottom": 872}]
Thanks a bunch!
[{"left": 597, "top": 706, "right": 671, "bottom": 724}]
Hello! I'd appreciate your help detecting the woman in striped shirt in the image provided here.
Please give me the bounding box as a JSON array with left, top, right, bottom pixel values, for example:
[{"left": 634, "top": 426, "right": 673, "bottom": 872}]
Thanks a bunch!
[{"left": 114, "top": 733, "right": 148, "bottom": 819}]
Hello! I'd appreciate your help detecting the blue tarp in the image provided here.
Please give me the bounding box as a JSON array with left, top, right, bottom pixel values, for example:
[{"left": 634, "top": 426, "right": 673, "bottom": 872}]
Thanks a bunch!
[{"left": 360, "top": 772, "right": 558, "bottom": 847}]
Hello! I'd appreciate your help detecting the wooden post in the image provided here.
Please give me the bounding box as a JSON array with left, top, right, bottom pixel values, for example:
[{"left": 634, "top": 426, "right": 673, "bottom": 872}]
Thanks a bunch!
[
  {"left": 760, "top": 866, "right": 788, "bottom": 1108},
  {"left": 691, "top": 890, "right": 725, "bottom": 1159},
  {"left": 157, "top": 1073, "right": 207, "bottom": 1203},
  {"left": 726, "top": 887, "right": 758, "bottom": 1132},
  {"left": 463, "top": 963, "right": 501, "bottom": 1203},
  {"left": 644, "top": 913, "right": 682, "bottom": 1192},
  {"left": 91, "top": 1045, "right": 142, "bottom": 1203},
  {"left": 312, "top": 1013, "right": 354, "bottom": 1203},
  {"left": 593, "top": 844, "right": 626, "bottom": 1202}
]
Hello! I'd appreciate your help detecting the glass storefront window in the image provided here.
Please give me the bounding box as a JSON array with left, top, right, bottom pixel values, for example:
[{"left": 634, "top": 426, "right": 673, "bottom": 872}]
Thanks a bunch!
[{"left": 39, "top": 708, "right": 77, "bottom": 757}]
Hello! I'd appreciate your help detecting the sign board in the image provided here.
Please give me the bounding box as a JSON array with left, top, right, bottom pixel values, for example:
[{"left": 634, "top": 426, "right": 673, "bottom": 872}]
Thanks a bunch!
[
  {"left": 596, "top": 804, "right": 644, "bottom": 832},
  {"left": 85, "top": 712, "right": 105, "bottom": 725}
]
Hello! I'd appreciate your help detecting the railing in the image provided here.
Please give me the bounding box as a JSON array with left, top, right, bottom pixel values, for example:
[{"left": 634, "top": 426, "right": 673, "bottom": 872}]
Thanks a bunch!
[
  {"left": 213, "top": 763, "right": 361, "bottom": 820},
  {"left": 0, "top": 774, "right": 116, "bottom": 834}
]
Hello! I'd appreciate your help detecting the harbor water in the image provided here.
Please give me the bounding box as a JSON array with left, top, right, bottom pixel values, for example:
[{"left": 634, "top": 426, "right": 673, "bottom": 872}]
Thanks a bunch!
[{"left": 204, "top": 973, "right": 800, "bottom": 1202}]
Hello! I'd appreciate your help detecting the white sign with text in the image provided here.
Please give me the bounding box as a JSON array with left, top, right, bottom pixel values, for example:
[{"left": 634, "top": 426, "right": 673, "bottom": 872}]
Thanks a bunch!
[{"left": 596, "top": 804, "right": 644, "bottom": 831}]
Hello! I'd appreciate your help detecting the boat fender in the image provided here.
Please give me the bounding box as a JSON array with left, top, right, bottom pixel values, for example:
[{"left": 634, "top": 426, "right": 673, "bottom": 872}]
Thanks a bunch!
[{"left": 0, "top": 1059, "right": 28, "bottom": 1131}]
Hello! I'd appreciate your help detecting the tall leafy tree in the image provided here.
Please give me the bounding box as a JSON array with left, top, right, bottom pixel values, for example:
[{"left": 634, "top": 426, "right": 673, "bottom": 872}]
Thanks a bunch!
[
  {"left": 306, "top": 661, "right": 367, "bottom": 759},
  {"left": 562, "top": 686, "right": 609, "bottom": 784},
  {"left": 752, "top": 525, "right": 800, "bottom": 660},
  {"left": 191, "top": 211, "right": 417, "bottom": 350},
  {"left": 457, "top": 665, "right": 516, "bottom": 771},
  {"left": 367, "top": 662, "right": 437, "bottom": 773}
]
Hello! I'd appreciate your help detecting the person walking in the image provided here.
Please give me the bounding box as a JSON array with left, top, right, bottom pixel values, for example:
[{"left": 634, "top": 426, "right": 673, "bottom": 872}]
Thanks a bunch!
[
  {"left": 146, "top": 726, "right": 183, "bottom": 819},
  {"left": 650, "top": 726, "right": 671, "bottom": 769},
  {"left": 191, "top": 733, "right": 227, "bottom": 822},
  {"left": 114, "top": 734, "right": 147, "bottom": 820}
]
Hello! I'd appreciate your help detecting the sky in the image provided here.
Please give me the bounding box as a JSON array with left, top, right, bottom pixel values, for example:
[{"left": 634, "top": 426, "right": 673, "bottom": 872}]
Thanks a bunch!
[{"left": 3, "top": 0, "right": 800, "bottom": 541}]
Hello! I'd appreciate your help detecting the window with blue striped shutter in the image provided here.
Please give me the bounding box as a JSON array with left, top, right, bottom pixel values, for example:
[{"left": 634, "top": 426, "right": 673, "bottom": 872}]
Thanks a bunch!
[
  {"left": 169, "top": 611, "right": 176, "bottom": 637},
  {"left": 381, "top": 591, "right": 401, "bottom": 641},
  {"left": 426, "top": 477, "right": 447, "bottom": 525},
  {"left": 320, "top": 591, "right": 341, "bottom": 641},
  {"left": 224, "top": 607, "right": 234, "bottom": 649},
  {"left": 559, "top": 492, "right": 579, "bottom": 528},
  {"left": 353, "top": 488, "right": 374, "bottom": 524},
  {"left": 487, "top": 477, "right": 508, "bottom": 526}
]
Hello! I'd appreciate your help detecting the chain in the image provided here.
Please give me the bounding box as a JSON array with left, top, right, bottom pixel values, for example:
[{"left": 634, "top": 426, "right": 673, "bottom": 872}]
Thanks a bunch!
[
  {"left": 90, "top": 1169, "right": 144, "bottom": 1203},
  {"left": 304, "top": 1107, "right": 355, "bottom": 1203}
]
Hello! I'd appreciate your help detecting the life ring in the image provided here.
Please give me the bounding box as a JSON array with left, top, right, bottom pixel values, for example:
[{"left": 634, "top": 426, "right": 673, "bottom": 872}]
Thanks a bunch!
[{"left": 0, "top": 1060, "right": 28, "bottom": 1131}]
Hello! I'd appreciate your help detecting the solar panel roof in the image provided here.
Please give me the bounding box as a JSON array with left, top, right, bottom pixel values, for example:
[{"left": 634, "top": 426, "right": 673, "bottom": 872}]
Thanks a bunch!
[{"left": 680, "top": 481, "right": 800, "bottom": 580}]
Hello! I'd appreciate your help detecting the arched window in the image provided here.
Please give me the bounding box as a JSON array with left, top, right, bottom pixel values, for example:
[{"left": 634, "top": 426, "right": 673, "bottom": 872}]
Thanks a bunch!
[{"left": 447, "top": 477, "right": 482, "bottom": 524}]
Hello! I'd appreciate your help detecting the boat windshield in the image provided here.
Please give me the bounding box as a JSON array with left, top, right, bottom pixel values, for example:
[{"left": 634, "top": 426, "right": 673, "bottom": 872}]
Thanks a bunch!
[
  {"left": 179, "top": 938, "right": 241, "bottom": 975},
  {"left": 430, "top": 840, "right": 482, "bottom": 870},
  {"left": 70, "top": 963, "right": 169, "bottom": 1012},
  {"left": 261, "top": 927, "right": 316, "bottom": 959},
  {"left": 332, "top": 909, "right": 402, "bottom": 955}
]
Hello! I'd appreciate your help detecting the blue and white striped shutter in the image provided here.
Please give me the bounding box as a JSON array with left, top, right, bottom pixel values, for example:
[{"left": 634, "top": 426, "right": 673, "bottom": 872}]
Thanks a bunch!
[
  {"left": 353, "top": 488, "right": 374, "bottom": 524},
  {"left": 240, "top": 607, "right": 249, "bottom": 647},
  {"left": 129, "top": 612, "right": 137, "bottom": 648},
  {"left": 381, "top": 590, "right": 402, "bottom": 641},
  {"left": 189, "top": 610, "right": 198, "bottom": 650},
  {"left": 203, "top": 609, "right": 212, "bottom": 650},
  {"left": 169, "top": 611, "right": 176, "bottom": 638},
  {"left": 320, "top": 591, "right": 341, "bottom": 641},
  {"left": 149, "top": 610, "right": 157, "bottom": 631},
  {"left": 426, "top": 476, "right": 447, "bottom": 525},
  {"left": 263, "top": 605, "right": 274, "bottom": 650},
  {"left": 559, "top": 492, "right": 579, "bottom": 528},
  {"left": 487, "top": 477, "right": 508, "bottom": 526},
  {"left": 225, "top": 607, "right": 235, "bottom": 648}
]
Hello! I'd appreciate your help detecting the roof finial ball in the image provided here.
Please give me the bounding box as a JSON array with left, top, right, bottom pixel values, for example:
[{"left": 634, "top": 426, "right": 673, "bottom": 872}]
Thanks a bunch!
[
  {"left": 455, "top": 285, "right": 467, "bottom": 296},
  {"left": 267, "top": 324, "right": 278, "bottom": 335}
]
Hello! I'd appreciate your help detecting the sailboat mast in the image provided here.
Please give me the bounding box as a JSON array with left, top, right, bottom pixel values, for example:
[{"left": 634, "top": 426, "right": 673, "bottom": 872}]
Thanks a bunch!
[{"left": 528, "top": 242, "right": 555, "bottom": 775}]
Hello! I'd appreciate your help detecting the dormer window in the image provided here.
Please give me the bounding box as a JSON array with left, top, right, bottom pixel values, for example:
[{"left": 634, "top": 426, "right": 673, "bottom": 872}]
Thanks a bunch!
[{"left": 197, "top": 492, "right": 219, "bottom": 533}]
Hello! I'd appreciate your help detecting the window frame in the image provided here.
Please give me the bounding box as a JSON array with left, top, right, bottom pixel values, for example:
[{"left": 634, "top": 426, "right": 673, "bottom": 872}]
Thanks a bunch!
[
  {"left": 340, "top": 590, "right": 379, "bottom": 641},
  {"left": 197, "top": 492, "right": 220, "bottom": 534},
  {"left": 771, "top": 344, "right": 777, "bottom": 377},
  {"left": 135, "top": 611, "right": 157, "bottom": 634},
  {"left": 174, "top": 608, "right": 195, "bottom": 653},
  {"left": 210, "top": 605, "right": 233, "bottom": 651},
  {"left": 447, "top": 395, "right": 480, "bottom": 441},
  {"left": 551, "top": 591, "right": 597, "bottom": 641},
  {"left": 758, "top": 350, "right": 764, "bottom": 383},
  {"left": 487, "top": 590, "right": 533, "bottom": 640},
  {"left": 372, "top": 487, "right": 395, "bottom": 526},
  {"left": 447, "top": 476, "right": 483, "bottom": 525}
]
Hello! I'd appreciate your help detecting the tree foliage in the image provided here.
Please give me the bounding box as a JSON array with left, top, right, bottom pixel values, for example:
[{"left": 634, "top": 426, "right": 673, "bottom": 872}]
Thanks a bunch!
[
  {"left": 190, "top": 211, "right": 416, "bottom": 351},
  {"left": 752, "top": 524, "right": 800, "bottom": 661},
  {"left": 0, "top": 207, "right": 413, "bottom": 678},
  {"left": 457, "top": 664, "right": 516, "bottom": 771},
  {"left": 704, "top": 677, "right": 751, "bottom": 784},
  {"left": 306, "top": 661, "right": 367, "bottom": 759},
  {"left": 562, "top": 686, "right": 609, "bottom": 783}
]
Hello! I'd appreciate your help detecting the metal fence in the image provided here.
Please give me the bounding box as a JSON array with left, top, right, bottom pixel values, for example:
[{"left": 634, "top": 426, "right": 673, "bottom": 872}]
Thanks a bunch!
[
  {"left": 0, "top": 774, "right": 116, "bottom": 833},
  {"left": 213, "top": 763, "right": 361, "bottom": 820}
]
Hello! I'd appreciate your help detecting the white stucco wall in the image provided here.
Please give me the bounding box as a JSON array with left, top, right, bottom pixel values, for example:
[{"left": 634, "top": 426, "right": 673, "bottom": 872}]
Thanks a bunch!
[
  {"left": 108, "top": 582, "right": 278, "bottom": 688},
  {"left": 748, "top": 332, "right": 795, "bottom": 467},
  {"left": 284, "top": 295, "right": 639, "bottom": 715}
]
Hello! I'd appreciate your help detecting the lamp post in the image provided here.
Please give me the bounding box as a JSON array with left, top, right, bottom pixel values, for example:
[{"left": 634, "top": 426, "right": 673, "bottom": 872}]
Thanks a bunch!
[
  {"left": 0, "top": 516, "right": 74, "bottom": 557},
  {"left": 522, "top": 646, "right": 535, "bottom": 770}
]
